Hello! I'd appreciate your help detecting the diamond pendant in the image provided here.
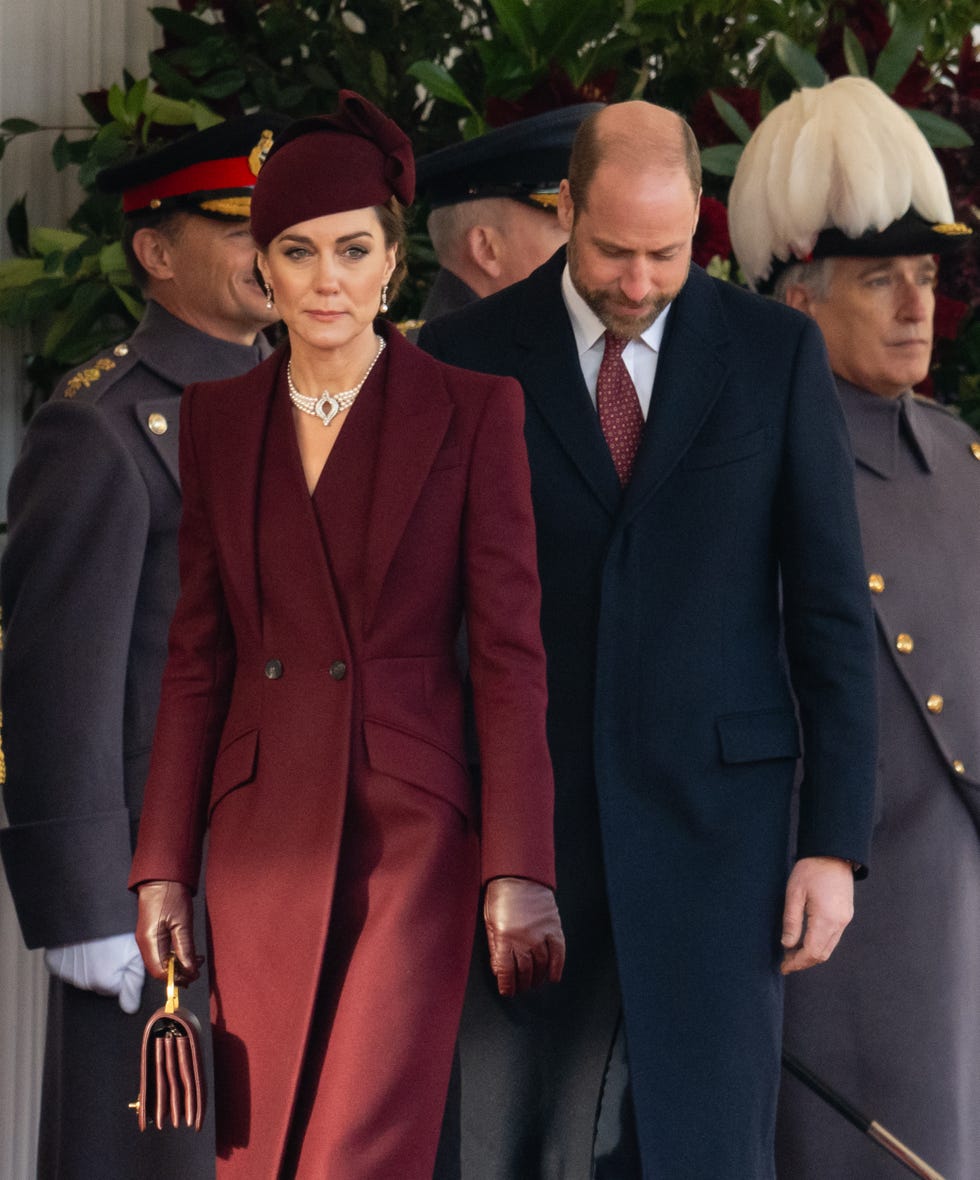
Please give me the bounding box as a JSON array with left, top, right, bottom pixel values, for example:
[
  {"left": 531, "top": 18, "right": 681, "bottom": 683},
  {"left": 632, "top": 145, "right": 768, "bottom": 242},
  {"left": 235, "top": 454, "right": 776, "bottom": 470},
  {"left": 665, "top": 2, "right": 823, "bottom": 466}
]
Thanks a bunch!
[{"left": 314, "top": 393, "right": 340, "bottom": 427}]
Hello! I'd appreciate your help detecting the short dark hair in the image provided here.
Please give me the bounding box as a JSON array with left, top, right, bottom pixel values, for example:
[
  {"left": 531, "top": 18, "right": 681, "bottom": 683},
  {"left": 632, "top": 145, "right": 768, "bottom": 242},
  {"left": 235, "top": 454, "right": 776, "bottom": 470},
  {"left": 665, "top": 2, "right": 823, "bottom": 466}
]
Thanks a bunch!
[{"left": 121, "top": 208, "right": 186, "bottom": 291}]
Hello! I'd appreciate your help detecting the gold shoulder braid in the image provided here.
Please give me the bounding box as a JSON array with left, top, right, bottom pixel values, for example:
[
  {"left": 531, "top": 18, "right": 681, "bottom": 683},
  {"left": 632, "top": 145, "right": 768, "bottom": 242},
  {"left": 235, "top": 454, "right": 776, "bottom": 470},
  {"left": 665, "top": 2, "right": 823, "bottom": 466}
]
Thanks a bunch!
[
  {"left": 64, "top": 356, "right": 115, "bottom": 399},
  {"left": 931, "top": 222, "right": 972, "bottom": 237},
  {"left": 395, "top": 319, "right": 425, "bottom": 337}
]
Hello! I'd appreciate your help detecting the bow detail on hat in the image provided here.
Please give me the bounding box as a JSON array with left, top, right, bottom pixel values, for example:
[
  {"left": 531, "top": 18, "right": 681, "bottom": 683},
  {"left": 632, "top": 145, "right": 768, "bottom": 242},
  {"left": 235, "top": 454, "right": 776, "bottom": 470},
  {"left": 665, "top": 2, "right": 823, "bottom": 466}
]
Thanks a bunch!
[{"left": 332, "top": 90, "right": 415, "bottom": 206}]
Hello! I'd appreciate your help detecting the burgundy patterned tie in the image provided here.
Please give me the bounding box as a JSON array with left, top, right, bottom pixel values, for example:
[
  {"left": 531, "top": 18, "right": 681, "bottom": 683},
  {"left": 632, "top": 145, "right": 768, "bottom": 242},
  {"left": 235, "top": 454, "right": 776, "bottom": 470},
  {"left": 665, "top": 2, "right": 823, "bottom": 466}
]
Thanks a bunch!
[{"left": 597, "top": 330, "right": 644, "bottom": 485}]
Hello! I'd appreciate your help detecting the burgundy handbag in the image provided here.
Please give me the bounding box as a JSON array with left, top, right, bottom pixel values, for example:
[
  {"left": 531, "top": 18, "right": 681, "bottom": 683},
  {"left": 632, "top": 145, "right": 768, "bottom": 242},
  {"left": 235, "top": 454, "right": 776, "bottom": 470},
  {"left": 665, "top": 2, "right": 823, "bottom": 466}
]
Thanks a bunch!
[{"left": 130, "top": 954, "right": 205, "bottom": 1131}]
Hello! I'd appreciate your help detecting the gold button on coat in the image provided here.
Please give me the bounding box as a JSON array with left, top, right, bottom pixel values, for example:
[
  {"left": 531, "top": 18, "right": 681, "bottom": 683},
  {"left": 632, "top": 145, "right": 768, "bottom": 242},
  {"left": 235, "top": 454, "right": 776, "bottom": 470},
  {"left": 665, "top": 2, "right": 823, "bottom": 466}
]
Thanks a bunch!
[
  {"left": 868, "top": 573, "right": 885, "bottom": 594},
  {"left": 970, "top": 442, "right": 980, "bottom": 461},
  {"left": 113, "top": 343, "right": 129, "bottom": 357},
  {"left": 926, "top": 694, "right": 944, "bottom": 714},
  {"left": 953, "top": 760, "right": 966, "bottom": 775},
  {"left": 147, "top": 413, "right": 168, "bottom": 435},
  {"left": 896, "top": 633, "right": 914, "bottom": 654}
]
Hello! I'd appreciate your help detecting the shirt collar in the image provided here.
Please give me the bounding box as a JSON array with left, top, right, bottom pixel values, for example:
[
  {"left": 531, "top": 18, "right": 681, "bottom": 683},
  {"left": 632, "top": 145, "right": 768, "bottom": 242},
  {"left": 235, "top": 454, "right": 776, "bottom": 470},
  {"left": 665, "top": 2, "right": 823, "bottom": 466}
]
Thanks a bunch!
[{"left": 561, "top": 262, "right": 670, "bottom": 358}]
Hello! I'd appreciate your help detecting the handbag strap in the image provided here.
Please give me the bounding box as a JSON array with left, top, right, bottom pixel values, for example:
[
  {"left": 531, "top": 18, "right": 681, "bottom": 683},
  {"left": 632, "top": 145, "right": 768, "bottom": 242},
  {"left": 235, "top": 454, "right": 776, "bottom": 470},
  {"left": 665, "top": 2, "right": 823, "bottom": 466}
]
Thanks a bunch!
[{"left": 165, "top": 952, "right": 179, "bottom": 1015}]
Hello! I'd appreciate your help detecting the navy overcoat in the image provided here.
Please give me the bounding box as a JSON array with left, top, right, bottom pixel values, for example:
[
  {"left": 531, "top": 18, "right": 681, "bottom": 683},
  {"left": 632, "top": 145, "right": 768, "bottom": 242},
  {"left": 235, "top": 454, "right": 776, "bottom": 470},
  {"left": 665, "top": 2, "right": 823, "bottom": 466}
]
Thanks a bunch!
[{"left": 420, "top": 250, "right": 877, "bottom": 1180}]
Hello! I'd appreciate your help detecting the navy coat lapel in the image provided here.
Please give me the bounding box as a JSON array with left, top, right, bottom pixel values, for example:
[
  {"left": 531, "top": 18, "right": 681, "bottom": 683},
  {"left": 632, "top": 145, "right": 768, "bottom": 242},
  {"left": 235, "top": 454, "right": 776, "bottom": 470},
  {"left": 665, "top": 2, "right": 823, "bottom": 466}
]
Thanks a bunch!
[
  {"left": 622, "top": 265, "right": 731, "bottom": 523},
  {"left": 362, "top": 326, "right": 454, "bottom": 627},
  {"left": 513, "top": 252, "right": 621, "bottom": 516}
]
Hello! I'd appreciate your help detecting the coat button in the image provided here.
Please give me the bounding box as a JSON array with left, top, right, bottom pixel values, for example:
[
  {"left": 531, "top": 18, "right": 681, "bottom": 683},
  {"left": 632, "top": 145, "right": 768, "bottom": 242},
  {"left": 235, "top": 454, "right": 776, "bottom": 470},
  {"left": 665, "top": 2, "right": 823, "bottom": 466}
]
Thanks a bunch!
[
  {"left": 868, "top": 572, "right": 885, "bottom": 594},
  {"left": 926, "top": 693, "right": 944, "bottom": 714},
  {"left": 970, "top": 442, "right": 980, "bottom": 461},
  {"left": 147, "top": 412, "right": 168, "bottom": 435},
  {"left": 113, "top": 342, "right": 130, "bottom": 357},
  {"left": 264, "top": 658, "right": 283, "bottom": 679},
  {"left": 328, "top": 660, "right": 347, "bottom": 681},
  {"left": 895, "top": 633, "right": 914, "bottom": 654},
  {"left": 953, "top": 759, "right": 966, "bottom": 775}
]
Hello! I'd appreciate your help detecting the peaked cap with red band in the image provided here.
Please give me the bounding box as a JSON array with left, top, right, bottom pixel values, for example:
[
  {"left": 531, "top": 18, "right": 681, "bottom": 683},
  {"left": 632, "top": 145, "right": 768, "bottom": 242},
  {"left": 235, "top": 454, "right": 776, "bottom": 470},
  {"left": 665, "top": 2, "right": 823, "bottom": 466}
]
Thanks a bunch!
[
  {"left": 250, "top": 90, "right": 415, "bottom": 248},
  {"left": 99, "top": 112, "right": 290, "bottom": 220}
]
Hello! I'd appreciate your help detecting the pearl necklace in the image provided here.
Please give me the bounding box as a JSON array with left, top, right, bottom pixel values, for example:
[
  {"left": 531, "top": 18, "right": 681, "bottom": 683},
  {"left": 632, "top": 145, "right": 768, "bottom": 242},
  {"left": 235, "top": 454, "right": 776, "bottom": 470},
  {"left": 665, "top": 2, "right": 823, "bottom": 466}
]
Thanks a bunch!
[{"left": 286, "top": 335, "right": 386, "bottom": 427}]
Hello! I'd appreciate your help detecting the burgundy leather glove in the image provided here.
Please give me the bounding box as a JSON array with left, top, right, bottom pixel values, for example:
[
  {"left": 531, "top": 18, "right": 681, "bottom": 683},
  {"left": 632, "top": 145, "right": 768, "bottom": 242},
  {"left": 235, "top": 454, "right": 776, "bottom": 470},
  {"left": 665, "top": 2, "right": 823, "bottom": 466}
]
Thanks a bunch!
[
  {"left": 483, "top": 877, "right": 566, "bottom": 997},
  {"left": 135, "top": 879, "right": 201, "bottom": 985}
]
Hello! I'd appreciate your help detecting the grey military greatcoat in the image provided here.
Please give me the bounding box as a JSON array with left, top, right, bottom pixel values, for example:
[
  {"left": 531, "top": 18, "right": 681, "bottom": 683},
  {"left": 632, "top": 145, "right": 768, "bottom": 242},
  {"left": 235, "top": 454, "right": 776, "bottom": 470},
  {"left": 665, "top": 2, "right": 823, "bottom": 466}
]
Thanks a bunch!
[
  {"left": 1, "top": 301, "right": 268, "bottom": 1179},
  {"left": 776, "top": 379, "right": 980, "bottom": 1179}
]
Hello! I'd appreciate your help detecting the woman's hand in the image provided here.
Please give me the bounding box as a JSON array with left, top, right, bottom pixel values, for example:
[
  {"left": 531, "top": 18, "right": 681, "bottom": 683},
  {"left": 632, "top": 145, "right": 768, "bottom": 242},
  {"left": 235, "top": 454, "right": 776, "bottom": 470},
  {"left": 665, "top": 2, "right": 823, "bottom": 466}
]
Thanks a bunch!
[
  {"left": 483, "top": 877, "right": 566, "bottom": 997},
  {"left": 135, "top": 879, "right": 202, "bottom": 985}
]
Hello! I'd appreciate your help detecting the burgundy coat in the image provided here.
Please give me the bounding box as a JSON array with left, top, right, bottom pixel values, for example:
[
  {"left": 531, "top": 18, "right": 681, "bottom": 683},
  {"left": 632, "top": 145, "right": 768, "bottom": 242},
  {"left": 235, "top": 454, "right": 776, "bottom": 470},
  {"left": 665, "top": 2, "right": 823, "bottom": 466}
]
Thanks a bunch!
[{"left": 129, "top": 324, "right": 555, "bottom": 1174}]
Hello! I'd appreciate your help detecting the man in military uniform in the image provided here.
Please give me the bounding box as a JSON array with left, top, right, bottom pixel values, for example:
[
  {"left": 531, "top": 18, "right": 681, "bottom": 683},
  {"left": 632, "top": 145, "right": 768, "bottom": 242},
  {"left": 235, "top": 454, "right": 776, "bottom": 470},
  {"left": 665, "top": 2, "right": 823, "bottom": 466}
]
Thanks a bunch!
[
  {"left": 414, "top": 103, "right": 602, "bottom": 323},
  {"left": 1, "top": 112, "right": 285, "bottom": 1179},
  {"left": 729, "top": 75, "right": 977, "bottom": 1179}
]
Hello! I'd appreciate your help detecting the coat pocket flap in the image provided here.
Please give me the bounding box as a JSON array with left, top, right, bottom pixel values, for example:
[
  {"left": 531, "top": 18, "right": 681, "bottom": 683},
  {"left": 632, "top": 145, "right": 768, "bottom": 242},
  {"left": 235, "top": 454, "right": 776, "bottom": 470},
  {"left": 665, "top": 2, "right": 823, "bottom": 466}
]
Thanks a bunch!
[
  {"left": 363, "top": 719, "right": 474, "bottom": 820},
  {"left": 209, "top": 729, "right": 258, "bottom": 816},
  {"left": 680, "top": 426, "right": 770, "bottom": 471},
  {"left": 717, "top": 709, "right": 800, "bottom": 764}
]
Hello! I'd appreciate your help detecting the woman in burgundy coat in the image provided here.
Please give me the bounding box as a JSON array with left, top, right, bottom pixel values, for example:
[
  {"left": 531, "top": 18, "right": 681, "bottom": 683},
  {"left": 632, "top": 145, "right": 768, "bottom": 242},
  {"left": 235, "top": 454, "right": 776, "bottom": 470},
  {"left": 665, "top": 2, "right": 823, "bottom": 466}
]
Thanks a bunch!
[{"left": 129, "top": 92, "right": 563, "bottom": 1178}]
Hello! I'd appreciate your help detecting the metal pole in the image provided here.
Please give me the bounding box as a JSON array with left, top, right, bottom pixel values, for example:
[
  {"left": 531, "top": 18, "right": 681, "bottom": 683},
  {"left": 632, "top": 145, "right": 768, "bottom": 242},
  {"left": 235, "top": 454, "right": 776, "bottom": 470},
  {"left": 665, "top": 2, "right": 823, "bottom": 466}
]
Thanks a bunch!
[{"left": 781, "top": 1050, "right": 947, "bottom": 1180}]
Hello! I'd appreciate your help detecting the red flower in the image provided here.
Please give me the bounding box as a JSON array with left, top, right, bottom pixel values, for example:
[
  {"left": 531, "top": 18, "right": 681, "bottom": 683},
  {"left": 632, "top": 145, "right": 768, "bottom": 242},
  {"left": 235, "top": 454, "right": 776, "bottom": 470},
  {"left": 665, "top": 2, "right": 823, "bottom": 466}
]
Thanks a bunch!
[
  {"left": 933, "top": 292, "right": 969, "bottom": 341},
  {"left": 689, "top": 87, "right": 760, "bottom": 149},
  {"left": 816, "top": 0, "right": 892, "bottom": 77},
  {"left": 816, "top": 0, "right": 934, "bottom": 106},
  {"left": 692, "top": 197, "right": 731, "bottom": 267},
  {"left": 890, "top": 57, "right": 934, "bottom": 109},
  {"left": 485, "top": 67, "right": 614, "bottom": 128}
]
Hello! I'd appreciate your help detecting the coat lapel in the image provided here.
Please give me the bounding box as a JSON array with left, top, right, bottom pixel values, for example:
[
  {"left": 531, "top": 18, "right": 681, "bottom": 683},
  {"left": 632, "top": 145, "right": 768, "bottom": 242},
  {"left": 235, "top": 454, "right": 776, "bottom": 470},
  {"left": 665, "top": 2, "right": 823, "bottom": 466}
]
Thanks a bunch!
[
  {"left": 621, "top": 266, "right": 731, "bottom": 524},
  {"left": 204, "top": 349, "right": 283, "bottom": 638},
  {"left": 512, "top": 253, "right": 621, "bottom": 516},
  {"left": 362, "top": 328, "right": 453, "bottom": 627}
]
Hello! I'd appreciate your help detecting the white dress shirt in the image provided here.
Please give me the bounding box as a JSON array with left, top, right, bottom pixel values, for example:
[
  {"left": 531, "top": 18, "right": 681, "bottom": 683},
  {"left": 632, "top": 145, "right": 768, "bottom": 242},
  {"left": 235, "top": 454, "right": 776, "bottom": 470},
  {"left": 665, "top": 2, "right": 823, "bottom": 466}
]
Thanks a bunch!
[{"left": 560, "top": 264, "right": 670, "bottom": 421}]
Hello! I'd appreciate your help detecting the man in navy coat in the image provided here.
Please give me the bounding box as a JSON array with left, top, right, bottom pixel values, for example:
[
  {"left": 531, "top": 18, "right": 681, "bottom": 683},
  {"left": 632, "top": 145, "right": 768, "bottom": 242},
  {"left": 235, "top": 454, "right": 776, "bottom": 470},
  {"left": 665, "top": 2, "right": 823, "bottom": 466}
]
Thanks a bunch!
[{"left": 420, "top": 100, "right": 876, "bottom": 1179}]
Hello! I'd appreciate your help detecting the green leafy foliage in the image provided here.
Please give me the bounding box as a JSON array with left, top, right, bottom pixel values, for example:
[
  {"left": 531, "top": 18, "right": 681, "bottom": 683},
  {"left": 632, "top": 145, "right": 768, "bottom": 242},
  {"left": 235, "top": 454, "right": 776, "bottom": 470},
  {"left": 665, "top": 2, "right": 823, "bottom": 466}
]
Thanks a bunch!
[{"left": 0, "top": 0, "right": 976, "bottom": 415}]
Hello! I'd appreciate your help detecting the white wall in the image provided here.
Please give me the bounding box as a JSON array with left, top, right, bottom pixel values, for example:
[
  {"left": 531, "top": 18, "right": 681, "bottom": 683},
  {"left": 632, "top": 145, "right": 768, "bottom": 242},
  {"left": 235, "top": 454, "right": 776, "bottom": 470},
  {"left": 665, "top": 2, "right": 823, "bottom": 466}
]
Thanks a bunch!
[{"left": 0, "top": 4, "right": 173, "bottom": 1175}]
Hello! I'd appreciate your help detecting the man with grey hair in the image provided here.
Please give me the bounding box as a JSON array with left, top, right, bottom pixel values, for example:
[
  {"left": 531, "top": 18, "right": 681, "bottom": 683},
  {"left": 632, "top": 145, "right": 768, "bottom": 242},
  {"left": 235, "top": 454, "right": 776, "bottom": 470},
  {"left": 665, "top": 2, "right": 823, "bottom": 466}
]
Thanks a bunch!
[
  {"left": 422, "top": 98, "right": 876, "bottom": 1180},
  {"left": 414, "top": 104, "right": 602, "bottom": 322},
  {"left": 730, "top": 74, "right": 977, "bottom": 1179}
]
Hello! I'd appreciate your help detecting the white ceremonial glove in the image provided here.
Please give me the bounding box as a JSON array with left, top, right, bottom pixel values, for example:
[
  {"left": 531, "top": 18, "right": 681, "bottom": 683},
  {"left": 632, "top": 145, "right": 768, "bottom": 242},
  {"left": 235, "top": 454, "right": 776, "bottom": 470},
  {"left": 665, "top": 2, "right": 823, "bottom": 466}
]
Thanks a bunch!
[{"left": 44, "top": 932, "right": 146, "bottom": 1014}]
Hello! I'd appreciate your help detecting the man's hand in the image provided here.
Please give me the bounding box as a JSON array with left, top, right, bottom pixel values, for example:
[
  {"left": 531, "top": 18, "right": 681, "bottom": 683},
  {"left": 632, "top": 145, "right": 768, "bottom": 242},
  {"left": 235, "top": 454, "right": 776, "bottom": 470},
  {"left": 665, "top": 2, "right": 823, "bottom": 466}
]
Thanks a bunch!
[
  {"left": 44, "top": 933, "right": 146, "bottom": 1013},
  {"left": 135, "top": 879, "right": 201, "bottom": 984},
  {"left": 780, "top": 856, "right": 855, "bottom": 975},
  {"left": 483, "top": 877, "right": 565, "bottom": 997}
]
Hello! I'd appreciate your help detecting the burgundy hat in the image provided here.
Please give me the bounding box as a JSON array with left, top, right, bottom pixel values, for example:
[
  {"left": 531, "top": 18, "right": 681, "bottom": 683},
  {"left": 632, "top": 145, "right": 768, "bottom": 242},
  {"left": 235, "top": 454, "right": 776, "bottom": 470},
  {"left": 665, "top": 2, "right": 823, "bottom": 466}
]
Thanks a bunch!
[{"left": 250, "top": 90, "right": 415, "bottom": 247}]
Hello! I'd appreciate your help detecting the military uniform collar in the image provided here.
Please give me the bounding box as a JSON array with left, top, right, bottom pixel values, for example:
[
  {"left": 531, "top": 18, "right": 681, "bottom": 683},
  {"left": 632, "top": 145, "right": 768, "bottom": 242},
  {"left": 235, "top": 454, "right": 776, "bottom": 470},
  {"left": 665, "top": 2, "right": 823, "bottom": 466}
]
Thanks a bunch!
[
  {"left": 419, "top": 268, "right": 479, "bottom": 319},
  {"left": 131, "top": 300, "right": 269, "bottom": 388},
  {"left": 835, "top": 377, "right": 933, "bottom": 478}
]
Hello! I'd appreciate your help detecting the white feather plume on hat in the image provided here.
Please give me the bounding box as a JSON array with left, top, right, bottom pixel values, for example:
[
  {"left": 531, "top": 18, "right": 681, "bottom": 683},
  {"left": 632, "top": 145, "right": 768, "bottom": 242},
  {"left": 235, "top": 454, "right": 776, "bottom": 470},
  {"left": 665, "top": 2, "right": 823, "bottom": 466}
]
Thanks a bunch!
[{"left": 729, "top": 76, "right": 954, "bottom": 289}]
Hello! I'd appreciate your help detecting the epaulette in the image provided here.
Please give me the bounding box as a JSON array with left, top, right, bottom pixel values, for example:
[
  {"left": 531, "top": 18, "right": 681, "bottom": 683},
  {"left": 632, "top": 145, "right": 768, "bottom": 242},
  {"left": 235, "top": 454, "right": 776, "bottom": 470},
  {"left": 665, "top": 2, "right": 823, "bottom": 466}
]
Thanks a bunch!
[
  {"left": 911, "top": 393, "right": 963, "bottom": 420},
  {"left": 58, "top": 339, "right": 139, "bottom": 402},
  {"left": 394, "top": 319, "right": 425, "bottom": 338}
]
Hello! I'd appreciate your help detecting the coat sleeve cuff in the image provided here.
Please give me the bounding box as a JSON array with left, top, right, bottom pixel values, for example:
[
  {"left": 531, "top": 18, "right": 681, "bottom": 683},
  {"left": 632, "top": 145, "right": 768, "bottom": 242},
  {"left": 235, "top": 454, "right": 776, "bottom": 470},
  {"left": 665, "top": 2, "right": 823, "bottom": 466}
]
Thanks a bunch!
[{"left": 0, "top": 809, "right": 137, "bottom": 949}]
